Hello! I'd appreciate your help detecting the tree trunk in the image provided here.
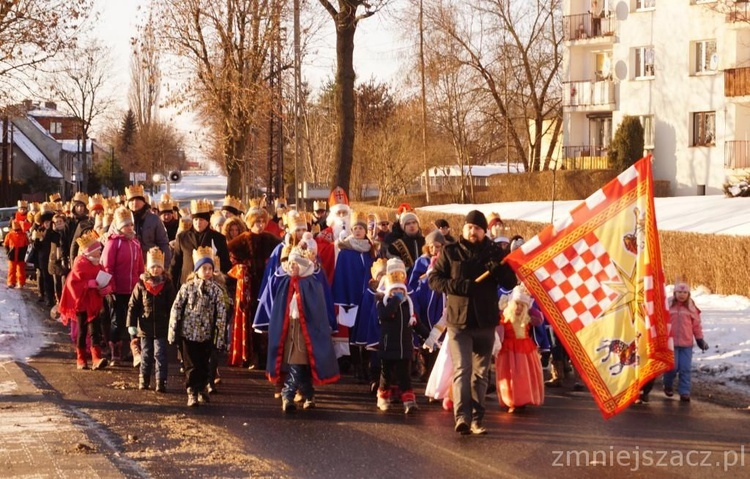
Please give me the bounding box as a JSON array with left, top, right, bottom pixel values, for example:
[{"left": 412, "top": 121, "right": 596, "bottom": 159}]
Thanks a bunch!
[
  {"left": 332, "top": 11, "right": 357, "bottom": 196},
  {"left": 225, "top": 137, "right": 246, "bottom": 198}
]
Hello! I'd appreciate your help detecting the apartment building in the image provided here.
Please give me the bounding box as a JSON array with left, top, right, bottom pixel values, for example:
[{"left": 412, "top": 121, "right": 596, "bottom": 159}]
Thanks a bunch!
[{"left": 563, "top": 0, "right": 750, "bottom": 196}]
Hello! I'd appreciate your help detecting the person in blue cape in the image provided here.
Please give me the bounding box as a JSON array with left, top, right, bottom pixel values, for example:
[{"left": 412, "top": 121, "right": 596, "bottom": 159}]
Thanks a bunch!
[
  {"left": 407, "top": 229, "right": 445, "bottom": 293},
  {"left": 265, "top": 244, "right": 340, "bottom": 412}
]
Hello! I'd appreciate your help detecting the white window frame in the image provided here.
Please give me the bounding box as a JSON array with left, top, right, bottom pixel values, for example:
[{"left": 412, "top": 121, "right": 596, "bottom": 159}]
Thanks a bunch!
[
  {"left": 634, "top": 46, "right": 655, "bottom": 79},
  {"left": 694, "top": 40, "right": 718, "bottom": 75},
  {"left": 50, "top": 122, "right": 62, "bottom": 134},
  {"left": 639, "top": 115, "right": 655, "bottom": 148},
  {"left": 635, "top": 0, "right": 655, "bottom": 11},
  {"left": 692, "top": 111, "right": 716, "bottom": 147}
]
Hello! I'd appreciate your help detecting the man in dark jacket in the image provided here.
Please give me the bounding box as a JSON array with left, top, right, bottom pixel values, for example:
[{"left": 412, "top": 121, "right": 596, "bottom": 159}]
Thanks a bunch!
[
  {"left": 429, "top": 210, "right": 516, "bottom": 435},
  {"left": 127, "top": 185, "right": 171, "bottom": 267}
]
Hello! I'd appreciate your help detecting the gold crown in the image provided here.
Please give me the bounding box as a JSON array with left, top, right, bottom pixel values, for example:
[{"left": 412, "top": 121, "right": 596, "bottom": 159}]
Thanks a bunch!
[
  {"left": 41, "top": 202, "right": 56, "bottom": 214},
  {"left": 313, "top": 200, "right": 327, "bottom": 211},
  {"left": 190, "top": 199, "right": 213, "bottom": 215},
  {"left": 89, "top": 194, "right": 105, "bottom": 209},
  {"left": 222, "top": 195, "right": 243, "bottom": 213},
  {"left": 49, "top": 193, "right": 62, "bottom": 202},
  {"left": 29, "top": 202, "right": 41, "bottom": 213},
  {"left": 76, "top": 229, "right": 100, "bottom": 251},
  {"left": 72, "top": 192, "right": 89, "bottom": 204},
  {"left": 351, "top": 210, "right": 368, "bottom": 226},
  {"left": 114, "top": 207, "right": 134, "bottom": 228},
  {"left": 160, "top": 193, "right": 172, "bottom": 203},
  {"left": 371, "top": 258, "right": 388, "bottom": 279},
  {"left": 274, "top": 198, "right": 288, "bottom": 209},
  {"left": 105, "top": 196, "right": 118, "bottom": 211},
  {"left": 248, "top": 198, "right": 261, "bottom": 209},
  {"left": 157, "top": 198, "right": 175, "bottom": 212},
  {"left": 146, "top": 247, "right": 165, "bottom": 269},
  {"left": 286, "top": 210, "right": 307, "bottom": 230},
  {"left": 17, "top": 200, "right": 28, "bottom": 208},
  {"left": 192, "top": 246, "right": 215, "bottom": 265},
  {"left": 125, "top": 184, "right": 145, "bottom": 201}
]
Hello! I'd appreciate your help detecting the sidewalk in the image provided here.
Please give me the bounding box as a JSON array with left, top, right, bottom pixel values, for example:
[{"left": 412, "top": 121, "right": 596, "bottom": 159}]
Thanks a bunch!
[{"left": 0, "top": 256, "right": 133, "bottom": 478}]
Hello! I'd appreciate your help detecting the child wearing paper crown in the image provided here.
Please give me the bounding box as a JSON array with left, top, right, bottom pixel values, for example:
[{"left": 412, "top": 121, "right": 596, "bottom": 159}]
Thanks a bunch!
[
  {"left": 4, "top": 219, "right": 29, "bottom": 288},
  {"left": 495, "top": 284, "right": 545, "bottom": 413},
  {"left": 58, "top": 230, "right": 114, "bottom": 370},
  {"left": 662, "top": 279, "right": 708, "bottom": 402},
  {"left": 376, "top": 258, "right": 428, "bottom": 414},
  {"left": 127, "top": 247, "right": 177, "bottom": 392},
  {"left": 265, "top": 244, "right": 340, "bottom": 413},
  {"left": 168, "top": 247, "right": 227, "bottom": 407}
]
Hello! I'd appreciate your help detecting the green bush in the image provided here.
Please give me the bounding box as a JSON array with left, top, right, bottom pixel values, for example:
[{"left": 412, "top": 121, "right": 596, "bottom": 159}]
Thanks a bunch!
[{"left": 608, "top": 116, "right": 645, "bottom": 172}]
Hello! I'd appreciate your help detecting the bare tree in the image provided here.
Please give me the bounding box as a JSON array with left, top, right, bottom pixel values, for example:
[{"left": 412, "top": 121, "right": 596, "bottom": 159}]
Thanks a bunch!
[
  {"left": 152, "top": 0, "right": 283, "bottom": 197},
  {"left": 317, "top": 0, "right": 390, "bottom": 196},
  {"left": 130, "top": 12, "right": 161, "bottom": 129},
  {"left": 46, "top": 40, "right": 116, "bottom": 193},
  {"left": 425, "top": 0, "right": 563, "bottom": 171},
  {"left": 0, "top": 0, "right": 94, "bottom": 104}
]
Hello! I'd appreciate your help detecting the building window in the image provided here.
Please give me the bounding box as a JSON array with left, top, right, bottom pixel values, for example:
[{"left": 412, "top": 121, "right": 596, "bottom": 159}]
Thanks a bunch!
[
  {"left": 692, "top": 111, "right": 715, "bottom": 147},
  {"left": 639, "top": 115, "right": 655, "bottom": 148},
  {"left": 50, "top": 122, "right": 62, "bottom": 134},
  {"left": 635, "top": 0, "right": 655, "bottom": 10},
  {"left": 694, "top": 40, "right": 718, "bottom": 74},
  {"left": 635, "top": 47, "right": 655, "bottom": 79}
]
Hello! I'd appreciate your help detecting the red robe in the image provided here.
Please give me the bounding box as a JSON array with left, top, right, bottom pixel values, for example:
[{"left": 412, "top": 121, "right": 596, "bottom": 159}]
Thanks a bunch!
[{"left": 58, "top": 255, "right": 106, "bottom": 325}]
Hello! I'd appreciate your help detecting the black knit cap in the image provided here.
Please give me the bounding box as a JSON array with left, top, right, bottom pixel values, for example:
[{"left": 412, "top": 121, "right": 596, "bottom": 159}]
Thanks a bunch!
[{"left": 465, "top": 210, "right": 488, "bottom": 232}]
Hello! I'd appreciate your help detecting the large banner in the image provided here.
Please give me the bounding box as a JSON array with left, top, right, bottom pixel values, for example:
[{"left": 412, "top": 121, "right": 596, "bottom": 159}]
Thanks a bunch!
[{"left": 505, "top": 156, "right": 673, "bottom": 418}]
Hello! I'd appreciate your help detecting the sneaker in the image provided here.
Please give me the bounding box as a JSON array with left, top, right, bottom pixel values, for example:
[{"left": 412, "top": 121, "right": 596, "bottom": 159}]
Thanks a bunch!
[
  {"left": 404, "top": 401, "right": 418, "bottom": 415},
  {"left": 282, "top": 398, "right": 297, "bottom": 413},
  {"left": 303, "top": 398, "right": 316, "bottom": 410},
  {"left": 187, "top": 393, "right": 198, "bottom": 407},
  {"left": 377, "top": 396, "right": 390, "bottom": 412},
  {"left": 198, "top": 392, "right": 210, "bottom": 404},
  {"left": 640, "top": 392, "right": 650, "bottom": 403},
  {"left": 294, "top": 391, "right": 304, "bottom": 403},
  {"left": 470, "top": 421, "right": 487, "bottom": 435},
  {"left": 207, "top": 383, "right": 217, "bottom": 394},
  {"left": 454, "top": 419, "right": 470, "bottom": 435},
  {"left": 664, "top": 386, "right": 674, "bottom": 397},
  {"left": 155, "top": 383, "right": 167, "bottom": 393},
  {"left": 680, "top": 394, "right": 691, "bottom": 402}
]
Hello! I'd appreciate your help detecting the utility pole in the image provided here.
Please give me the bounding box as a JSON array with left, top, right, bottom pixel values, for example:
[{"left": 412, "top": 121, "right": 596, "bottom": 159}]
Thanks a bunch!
[
  {"left": 1, "top": 117, "right": 8, "bottom": 205},
  {"left": 419, "top": 0, "right": 430, "bottom": 203},
  {"left": 294, "top": 0, "right": 302, "bottom": 208}
]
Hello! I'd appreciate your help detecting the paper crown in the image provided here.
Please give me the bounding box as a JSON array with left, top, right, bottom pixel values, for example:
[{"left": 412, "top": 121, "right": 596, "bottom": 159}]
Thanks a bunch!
[
  {"left": 190, "top": 199, "right": 213, "bottom": 215},
  {"left": 386, "top": 257, "right": 406, "bottom": 284},
  {"left": 371, "top": 258, "right": 388, "bottom": 280},
  {"left": 89, "top": 194, "right": 105, "bottom": 210},
  {"left": 29, "top": 202, "right": 41, "bottom": 213},
  {"left": 125, "top": 184, "right": 146, "bottom": 201},
  {"left": 157, "top": 196, "right": 175, "bottom": 213},
  {"left": 72, "top": 192, "right": 89, "bottom": 205},
  {"left": 285, "top": 210, "right": 307, "bottom": 231},
  {"left": 313, "top": 200, "right": 327, "bottom": 211},
  {"left": 17, "top": 200, "right": 28, "bottom": 208},
  {"left": 49, "top": 193, "right": 62, "bottom": 203},
  {"left": 40, "top": 202, "right": 56, "bottom": 214},
  {"left": 76, "top": 230, "right": 101, "bottom": 255},
  {"left": 351, "top": 211, "right": 368, "bottom": 228},
  {"left": 114, "top": 207, "right": 134, "bottom": 229},
  {"left": 146, "top": 247, "right": 165, "bottom": 269},
  {"left": 274, "top": 198, "right": 288, "bottom": 209},
  {"left": 222, "top": 195, "right": 244, "bottom": 214},
  {"left": 192, "top": 246, "right": 215, "bottom": 270}
]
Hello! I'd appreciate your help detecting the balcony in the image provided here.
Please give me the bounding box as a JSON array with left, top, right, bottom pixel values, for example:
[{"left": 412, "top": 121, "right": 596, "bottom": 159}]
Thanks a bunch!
[
  {"left": 563, "top": 12, "right": 617, "bottom": 42},
  {"left": 725, "top": 67, "right": 750, "bottom": 97},
  {"left": 561, "top": 146, "right": 610, "bottom": 170},
  {"left": 727, "top": 1, "right": 750, "bottom": 22},
  {"left": 725, "top": 141, "right": 750, "bottom": 168},
  {"left": 563, "top": 80, "right": 615, "bottom": 109}
]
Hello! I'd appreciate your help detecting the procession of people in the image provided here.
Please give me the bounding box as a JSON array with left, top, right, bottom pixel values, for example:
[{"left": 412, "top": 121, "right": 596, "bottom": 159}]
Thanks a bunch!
[{"left": 4, "top": 183, "right": 706, "bottom": 434}]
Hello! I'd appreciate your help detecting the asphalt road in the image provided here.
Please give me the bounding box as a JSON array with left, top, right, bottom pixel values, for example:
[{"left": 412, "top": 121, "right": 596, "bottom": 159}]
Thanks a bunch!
[{"left": 19, "top": 312, "right": 750, "bottom": 479}]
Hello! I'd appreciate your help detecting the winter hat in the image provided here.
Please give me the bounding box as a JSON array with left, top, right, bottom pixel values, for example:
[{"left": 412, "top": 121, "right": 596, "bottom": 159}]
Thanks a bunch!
[
  {"left": 674, "top": 279, "right": 690, "bottom": 293},
  {"left": 210, "top": 210, "right": 227, "bottom": 231},
  {"left": 510, "top": 236, "right": 525, "bottom": 252},
  {"left": 399, "top": 211, "right": 419, "bottom": 228},
  {"left": 146, "top": 247, "right": 165, "bottom": 270},
  {"left": 300, "top": 231, "right": 318, "bottom": 255},
  {"left": 487, "top": 212, "right": 503, "bottom": 229},
  {"left": 113, "top": 207, "right": 134, "bottom": 231},
  {"left": 286, "top": 245, "right": 315, "bottom": 277},
  {"left": 434, "top": 218, "right": 450, "bottom": 229},
  {"left": 494, "top": 236, "right": 510, "bottom": 245},
  {"left": 425, "top": 230, "right": 446, "bottom": 246},
  {"left": 385, "top": 258, "right": 407, "bottom": 291},
  {"left": 510, "top": 284, "right": 532, "bottom": 307},
  {"left": 192, "top": 246, "right": 215, "bottom": 272},
  {"left": 465, "top": 210, "right": 488, "bottom": 232}
]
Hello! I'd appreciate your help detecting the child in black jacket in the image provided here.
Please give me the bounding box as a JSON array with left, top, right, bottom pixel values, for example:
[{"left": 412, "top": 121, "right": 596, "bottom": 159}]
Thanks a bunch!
[{"left": 376, "top": 258, "right": 428, "bottom": 414}]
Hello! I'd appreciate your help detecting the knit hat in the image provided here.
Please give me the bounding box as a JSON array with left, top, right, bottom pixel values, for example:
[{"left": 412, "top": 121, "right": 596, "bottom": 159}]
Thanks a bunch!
[
  {"left": 487, "top": 212, "right": 503, "bottom": 229},
  {"left": 425, "top": 230, "right": 446, "bottom": 246},
  {"left": 146, "top": 247, "right": 165, "bottom": 269},
  {"left": 399, "top": 211, "right": 419, "bottom": 228},
  {"left": 510, "top": 236, "right": 525, "bottom": 252},
  {"left": 465, "top": 210, "right": 488, "bottom": 232},
  {"left": 192, "top": 247, "right": 215, "bottom": 272},
  {"left": 113, "top": 207, "right": 134, "bottom": 230},
  {"left": 286, "top": 245, "right": 316, "bottom": 277},
  {"left": 674, "top": 280, "right": 690, "bottom": 293},
  {"left": 434, "top": 218, "right": 449, "bottom": 229}
]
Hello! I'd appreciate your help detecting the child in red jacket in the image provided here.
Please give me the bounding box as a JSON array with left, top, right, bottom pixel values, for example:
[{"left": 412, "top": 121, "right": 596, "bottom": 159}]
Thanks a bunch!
[
  {"left": 4, "top": 220, "right": 29, "bottom": 288},
  {"left": 58, "top": 230, "right": 114, "bottom": 370}
]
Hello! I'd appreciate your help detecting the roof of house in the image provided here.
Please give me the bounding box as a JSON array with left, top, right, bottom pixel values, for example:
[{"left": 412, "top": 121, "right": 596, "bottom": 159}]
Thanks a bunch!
[
  {"left": 13, "top": 128, "right": 63, "bottom": 179},
  {"left": 423, "top": 162, "right": 525, "bottom": 177}
]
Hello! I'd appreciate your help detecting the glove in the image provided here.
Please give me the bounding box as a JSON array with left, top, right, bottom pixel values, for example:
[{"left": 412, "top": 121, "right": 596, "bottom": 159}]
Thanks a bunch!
[
  {"left": 99, "top": 284, "right": 113, "bottom": 296},
  {"left": 696, "top": 338, "right": 709, "bottom": 351},
  {"left": 128, "top": 327, "right": 138, "bottom": 337},
  {"left": 87, "top": 279, "right": 98, "bottom": 289},
  {"left": 422, "top": 326, "right": 444, "bottom": 352}
]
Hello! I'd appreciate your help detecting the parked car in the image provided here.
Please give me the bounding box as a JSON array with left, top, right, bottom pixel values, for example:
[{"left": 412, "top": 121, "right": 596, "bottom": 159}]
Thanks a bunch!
[{"left": 0, "top": 206, "right": 17, "bottom": 244}]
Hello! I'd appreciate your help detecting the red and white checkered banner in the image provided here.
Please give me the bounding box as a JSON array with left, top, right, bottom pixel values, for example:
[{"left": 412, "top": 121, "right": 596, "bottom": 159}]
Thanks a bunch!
[{"left": 505, "top": 156, "right": 673, "bottom": 418}]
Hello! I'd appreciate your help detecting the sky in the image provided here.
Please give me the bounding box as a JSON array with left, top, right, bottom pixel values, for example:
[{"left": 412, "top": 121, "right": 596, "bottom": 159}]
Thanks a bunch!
[{"left": 2, "top": 174, "right": 749, "bottom": 399}]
